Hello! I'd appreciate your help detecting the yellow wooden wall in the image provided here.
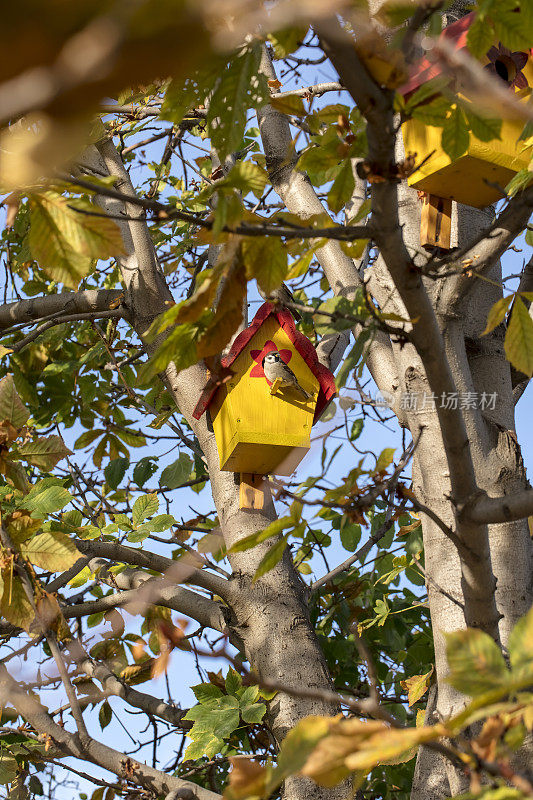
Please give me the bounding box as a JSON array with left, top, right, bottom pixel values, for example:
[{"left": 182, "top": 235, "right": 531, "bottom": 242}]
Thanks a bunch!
[
  {"left": 210, "top": 317, "right": 320, "bottom": 476},
  {"left": 403, "top": 59, "right": 533, "bottom": 207}
]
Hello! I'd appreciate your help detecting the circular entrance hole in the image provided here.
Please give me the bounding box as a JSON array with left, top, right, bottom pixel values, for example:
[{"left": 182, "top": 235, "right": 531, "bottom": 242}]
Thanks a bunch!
[{"left": 494, "top": 56, "right": 517, "bottom": 84}]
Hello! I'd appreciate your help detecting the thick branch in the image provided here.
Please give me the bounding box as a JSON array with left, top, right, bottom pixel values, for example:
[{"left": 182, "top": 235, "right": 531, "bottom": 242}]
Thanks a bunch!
[
  {"left": 72, "top": 539, "right": 232, "bottom": 601},
  {"left": 317, "top": 17, "right": 500, "bottom": 641},
  {"left": 0, "top": 664, "right": 219, "bottom": 800},
  {"left": 462, "top": 488, "right": 533, "bottom": 525},
  {"left": 436, "top": 188, "right": 533, "bottom": 313},
  {"left": 0, "top": 290, "right": 124, "bottom": 331},
  {"left": 63, "top": 579, "right": 226, "bottom": 633}
]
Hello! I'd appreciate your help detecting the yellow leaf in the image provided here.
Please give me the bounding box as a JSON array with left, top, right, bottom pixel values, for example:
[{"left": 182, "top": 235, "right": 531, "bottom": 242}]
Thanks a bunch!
[
  {"left": 400, "top": 668, "right": 433, "bottom": 707},
  {"left": 504, "top": 297, "right": 533, "bottom": 377},
  {"left": 28, "top": 190, "right": 125, "bottom": 289},
  {"left": 482, "top": 294, "right": 514, "bottom": 336},
  {"left": 0, "top": 114, "right": 90, "bottom": 192},
  {"left": 242, "top": 237, "right": 287, "bottom": 295},
  {"left": 0, "top": 573, "right": 33, "bottom": 631},
  {"left": 270, "top": 94, "right": 306, "bottom": 116}
]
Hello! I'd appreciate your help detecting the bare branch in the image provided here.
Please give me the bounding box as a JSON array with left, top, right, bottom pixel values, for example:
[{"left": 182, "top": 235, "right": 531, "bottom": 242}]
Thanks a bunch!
[
  {"left": 0, "top": 664, "right": 220, "bottom": 800},
  {"left": 63, "top": 564, "right": 228, "bottom": 633},
  {"left": 0, "top": 289, "right": 124, "bottom": 331},
  {"left": 72, "top": 538, "right": 233, "bottom": 601}
]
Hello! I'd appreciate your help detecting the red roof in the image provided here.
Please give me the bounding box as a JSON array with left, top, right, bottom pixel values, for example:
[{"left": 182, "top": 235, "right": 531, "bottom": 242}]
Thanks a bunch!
[
  {"left": 192, "top": 303, "right": 337, "bottom": 423},
  {"left": 400, "top": 12, "right": 474, "bottom": 97}
]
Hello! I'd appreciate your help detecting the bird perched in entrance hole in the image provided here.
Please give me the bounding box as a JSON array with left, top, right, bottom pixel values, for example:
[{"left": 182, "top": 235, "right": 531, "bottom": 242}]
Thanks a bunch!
[{"left": 262, "top": 351, "right": 311, "bottom": 400}]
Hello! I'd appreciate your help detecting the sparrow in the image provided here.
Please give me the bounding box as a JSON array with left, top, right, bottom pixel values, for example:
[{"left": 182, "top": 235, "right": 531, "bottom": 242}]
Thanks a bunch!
[{"left": 262, "top": 351, "right": 311, "bottom": 400}]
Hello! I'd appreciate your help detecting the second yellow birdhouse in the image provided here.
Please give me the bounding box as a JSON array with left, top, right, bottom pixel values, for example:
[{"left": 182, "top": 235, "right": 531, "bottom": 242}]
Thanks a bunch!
[
  {"left": 401, "top": 13, "right": 533, "bottom": 208},
  {"left": 193, "top": 303, "right": 336, "bottom": 476}
]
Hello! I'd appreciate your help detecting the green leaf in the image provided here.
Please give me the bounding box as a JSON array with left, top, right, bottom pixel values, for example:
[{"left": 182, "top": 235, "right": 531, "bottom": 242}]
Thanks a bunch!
[
  {"left": 159, "top": 453, "right": 193, "bottom": 489},
  {"left": 132, "top": 493, "right": 159, "bottom": 526},
  {"left": 466, "top": 18, "right": 496, "bottom": 57},
  {"left": 350, "top": 419, "right": 364, "bottom": 441},
  {"left": 99, "top": 700, "right": 112, "bottom": 730},
  {"left": 20, "top": 531, "right": 81, "bottom": 571},
  {"left": 192, "top": 683, "right": 224, "bottom": 707},
  {"left": 375, "top": 447, "right": 395, "bottom": 473},
  {"left": 241, "top": 701, "right": 267, "bottom": 724},
  {"left": 143, "top": 514, "right": 176, "bottom": 532},
  {"left": 75, "top": 429, "right": 104, "bottom": 449},
  {"left": 491, "top": 4, "right": 532, "bottom": 51},
  {"left": 505, "top": 296, "right": 533, "bottom": 376},
  {"left": 208, "top": 45, "right": 269, "bottom": 160},
  {"left": 441, "top": 106, "right": 469, "bottom": 161},
  {"left": 445, "top": 628, "right": 509, "bottom": 696},
  {"left": 327, "top": 159, "right": 355, "bottom": 214},
  {"left": 238, "top": 685, "right": 259, "bottom": 706},
  {"left": 482, "top": 294, "right": 514, "bottom": 335},
  {"left": 127, "top": 514, "right": 176, "bottom": 543},
  {"left": 464, "top": 110, "right": 502, "bottom": 143},
  {"left": 315, "top": 295, "right": 362, "bottom": 337},
  {"left": 410, "top": 96, "right": 451, "bottom": 127},
  {"left": 506, "top": 169, "right": 533, "bottom": 198},
  {"left": 242, "top": 237, "right": 288, "bottom": 296},
  {"left": 404, "top": 77, "right": 450, "bottom": 113},
  {"left": 17, "top": 436, "right": 71, "bottom": 470},
  {"left": 225, "top": 669, "right": 242, "bottom": 696},
  {"left": 184, "top": 695, "right": 241, "bottom": 745},
  {"left": 22, "top": 483, "right": 72, "bottom": 515},
  {"left": 268, "top": 26, "right": 308, "bottom": 59},
  {"left": 104, "top": 457, "right": 129, "bottom": 490},
  {"left": 270, "top": 94, "right": 307, "bottom": 116},
  {"left": 29, "top": 191, "right": 124, "bottom": 289},
  {"left": 229, "top": 517, "right": 293, "bottom": 553},
  {"left": 508, "top": 606, "right": 533, "bottom": 680},
  {"left": 184, "top": 731, "right": 224, "bottom": 760},
  {"left": 223, "top": 161, "right": 268, "bottom": 199},
  {"left": 0, "top": 749, "right": 18, "bottom": 785},
  {"left": 0, "top": 375, "right": 29, "bottom": 427},
  {"left": 340, "top": 522, "right": 361, "bottom": 552},
  {"left": 253, "top": 535, "right": 289, "bottom": 582},
  {"left": 276, "top": 716, "right": 332, "bottom": 783},
  {"left": 138, "top": 320, "right": 202, "bottom": 383}
]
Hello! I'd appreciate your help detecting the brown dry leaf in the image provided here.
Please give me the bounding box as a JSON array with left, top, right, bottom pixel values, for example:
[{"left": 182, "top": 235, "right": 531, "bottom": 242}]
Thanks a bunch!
[
  {"left": 121, "top": 758, "right": 140, "bottom": 780},
  {"left": 3, "top": 193, "right": 20, "bottom": 228},
  {"left": 224, "top": 756, "right": 268, "bottom": 800},
  {"left": 472, "top": 716, "right": 506, "bottom": 762},
  {"left": 131, "top": 638, "right": 146, "bottom": 661},
  {"left": 150, "top": 646, "right": 171, "bottom": 680},
  {"left": 158, "top": 619, "right": 188, "bottom": 648},
  {"left": 108, "top": 293, "right": 125, "bottom": 310},
  {"left": 35, "top": 591, "right": 62, "bottom": 629},
  {"left": 0, "top": 420, "right": 20, "bottom": 446},
  {"left": 5, "top": 511, "right": 43, "bottom": 544}
]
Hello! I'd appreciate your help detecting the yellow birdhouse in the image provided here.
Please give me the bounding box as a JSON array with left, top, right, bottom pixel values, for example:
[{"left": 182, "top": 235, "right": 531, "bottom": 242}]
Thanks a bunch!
[
  {"left": 401, "top": 13, "right": 533, "bottom": 210},
  {"left": 193, "top": 303, "right": 336, "bottom": 479}
]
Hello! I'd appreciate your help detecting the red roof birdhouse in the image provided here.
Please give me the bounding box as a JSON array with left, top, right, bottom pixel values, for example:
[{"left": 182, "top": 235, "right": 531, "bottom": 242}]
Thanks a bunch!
[
  {"left": 193, "top": 303, "right": 336, "bottom": 476},
  {"left": 401, "top": 12, "right": 533, "bottom": 208}
]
